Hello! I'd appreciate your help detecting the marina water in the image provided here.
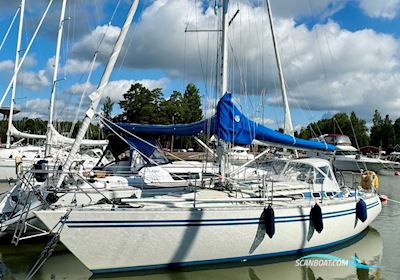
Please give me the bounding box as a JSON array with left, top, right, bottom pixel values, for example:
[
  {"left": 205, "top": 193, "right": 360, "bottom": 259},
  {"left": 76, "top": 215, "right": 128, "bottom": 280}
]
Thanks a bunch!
[{"left": 0, "top": 174, "right": 399, "bottom": 280}]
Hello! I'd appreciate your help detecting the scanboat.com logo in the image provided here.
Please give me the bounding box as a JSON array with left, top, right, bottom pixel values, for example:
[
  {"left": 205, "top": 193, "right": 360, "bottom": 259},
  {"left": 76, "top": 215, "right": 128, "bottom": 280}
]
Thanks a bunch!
[{"left": 295, "top": 254, "right": 384, "bottom": 269}]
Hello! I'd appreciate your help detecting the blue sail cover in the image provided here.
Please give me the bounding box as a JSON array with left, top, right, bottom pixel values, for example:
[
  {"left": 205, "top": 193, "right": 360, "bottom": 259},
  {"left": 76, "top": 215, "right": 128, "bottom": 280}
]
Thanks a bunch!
[
  {"left": 114, "top": 118, "right": 215, "bottom": 136},
  {"left": 216, "top": 93, "right": 335, "bottom": 151},
  {"left": 112, "top": 93, "right": 335, "bottom": 152}
]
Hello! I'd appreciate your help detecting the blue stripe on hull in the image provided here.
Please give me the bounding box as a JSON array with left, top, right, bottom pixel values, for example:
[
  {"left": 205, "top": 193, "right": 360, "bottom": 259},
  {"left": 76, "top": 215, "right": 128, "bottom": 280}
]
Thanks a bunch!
[
  {"left": 91, "top": 229, "right": 369, "bottom": 274},
  {"left": 66, "top": 201, "right": 380, "bottom": 228}
]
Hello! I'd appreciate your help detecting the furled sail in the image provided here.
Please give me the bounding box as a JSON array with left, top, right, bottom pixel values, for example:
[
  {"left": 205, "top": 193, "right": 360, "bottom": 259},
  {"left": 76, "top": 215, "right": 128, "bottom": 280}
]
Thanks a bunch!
[
  {"left": 9, "top": 124, "right": 108, "bottom": 146},
  {"left": 110, "top": 93, "right": 335, "bottom": 152},
  {"left": 48, "top": 126, "right": 108, "bottom": 146},
  {"left": 8, "top": 124, "right": 46, "bottom": 140}
]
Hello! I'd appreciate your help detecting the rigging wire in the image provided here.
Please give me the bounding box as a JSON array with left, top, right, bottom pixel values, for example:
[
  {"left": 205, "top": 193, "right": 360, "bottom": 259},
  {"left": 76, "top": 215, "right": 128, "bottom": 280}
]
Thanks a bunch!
[
  {"left": 0, "top": 6, "right": 20, "bottom": 52},
  {"left": 68, "top": 53, "right": 99, "bottom": 138},
  {"left": 63, "top": 0, "right": 122, "bottom": 134},
  {"left": 306, "top": 0, "right": 355, "bottom": 142},
  {"left": 260, "top": 0, "right": 285, "bottom": 131}
]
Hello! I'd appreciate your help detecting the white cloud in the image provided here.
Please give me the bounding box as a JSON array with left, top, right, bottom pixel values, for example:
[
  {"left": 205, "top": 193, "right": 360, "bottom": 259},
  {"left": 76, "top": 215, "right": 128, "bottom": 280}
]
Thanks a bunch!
[
  {"left": 63, "top": 78, "right": 170, "bottom": 102},
  {"left": 23, "top": 55, "right": 38, "bottom": 68},
  {"left": 17, "top": 70, "right": 50, "bottom": 91},
  {"left": 0, "top": 60, "right": 14, "bottom": 72},
  {"left": 253, "top": 117, "right": 275, "bottom": 126},
  {"left": 64, "top": 58, "right": 100, "bottom": 75},
  {"left": 262, "top": 20, "right": 400, "bottom": 118},
  {"left": 359, "top": 0, "right": 400, "bottom": 19},
  {"left": 59, "top": 0, "right": 400, "bottom": 122},
  {"left": 16, "top": 97, "right": 82, "bottom": 121},
  {"left": 47, "top": 57, "right": 101, "bottom": 75},
  {"left": 71, "top": 25, "right": 120, "bottom": 63},
  {"left": 266, "top": 0, "right": 347, "bottom": 19},
  {"left": 16, "top": 98, "right": 50, "bottom": 119},
  {"left": 65, "top": 82, "right": 96, "bottom": 95}
]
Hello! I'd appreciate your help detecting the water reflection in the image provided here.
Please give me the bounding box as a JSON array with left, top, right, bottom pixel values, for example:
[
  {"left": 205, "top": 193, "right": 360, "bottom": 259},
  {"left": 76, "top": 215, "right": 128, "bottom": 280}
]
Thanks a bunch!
[{"left": 0, "top": 227, "right": 383, "bottom": 280}]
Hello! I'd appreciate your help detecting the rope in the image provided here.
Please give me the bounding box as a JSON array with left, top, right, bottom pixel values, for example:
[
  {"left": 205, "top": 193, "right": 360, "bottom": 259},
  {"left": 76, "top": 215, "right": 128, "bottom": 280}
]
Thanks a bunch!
[{"left": 383, "top": 196, "right": 400, "bottom": 205}]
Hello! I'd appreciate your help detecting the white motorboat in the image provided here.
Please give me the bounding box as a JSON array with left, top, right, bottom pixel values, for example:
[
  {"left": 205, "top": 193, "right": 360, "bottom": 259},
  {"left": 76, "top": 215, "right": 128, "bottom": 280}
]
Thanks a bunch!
[
  {"left": 309, "top": 134, "right": 400, "bottom": 173},
  {"left": 228, "top": 146, "right": 255, "bottom": 164}
]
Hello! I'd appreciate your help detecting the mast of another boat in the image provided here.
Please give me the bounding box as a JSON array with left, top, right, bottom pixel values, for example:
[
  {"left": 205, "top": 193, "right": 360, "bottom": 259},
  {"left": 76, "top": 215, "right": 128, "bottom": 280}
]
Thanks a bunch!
[
  {"left": 0, "top": 1, "right": 55, "bottom": 141},
  {"left": 6, "top": 0, "right": 25, "bottom": 149},
  {"left": 45, "top": 0, "right": 68, "bottom": 156},
  {"left": 55, "top": 0, "right": 139, "bottom": 189},
  {"left": 265, "top": 0, "right": 298, "bottom": 157}
]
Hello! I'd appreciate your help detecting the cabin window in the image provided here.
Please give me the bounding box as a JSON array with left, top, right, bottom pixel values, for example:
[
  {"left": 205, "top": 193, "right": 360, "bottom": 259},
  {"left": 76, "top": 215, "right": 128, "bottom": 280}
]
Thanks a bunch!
[
  {"left": 283, "top": 162, "right": 313, "bottom": 182},
  {"left": 312, "top": 192, "right": 321, "bottom": 198},
  {"left": 262, "top": 160, "right": 286, "bottom": 175}
]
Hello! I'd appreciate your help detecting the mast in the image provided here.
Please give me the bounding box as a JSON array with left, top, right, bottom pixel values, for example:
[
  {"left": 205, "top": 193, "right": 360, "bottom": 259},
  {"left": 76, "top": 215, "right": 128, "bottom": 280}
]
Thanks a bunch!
[
  {"left": 217, "top": 0, "right": 229, "bottom": 180},
  {"left": 266, "top": 0, "right": 294, "bottom": 136},
  {"left": 220, "top": 0, "right": 229, "bottom": 96},
  {"left": 55, "top": 0, "right": 139, "bottom": 188},
  {"left": 46, "top": 0, "right": 68, "bottom": 156},
  {"left": 6, "top": 0, "right": 25, "bottom": 149},
  {"left": 0, "top": 0, "right": 55, "bottom": 108}
]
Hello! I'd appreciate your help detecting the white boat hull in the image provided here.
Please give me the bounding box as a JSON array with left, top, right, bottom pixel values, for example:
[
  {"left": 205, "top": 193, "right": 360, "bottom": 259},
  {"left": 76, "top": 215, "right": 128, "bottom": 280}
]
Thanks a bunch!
[
  {"left": 0, "top": 158, "right": 35, "bottom": 181},
  {"left": 35, "top": 195, "right": 381, "bottom": 273},
  {"left": 333, "top": 159, "right": 386, "bottom": 173}
]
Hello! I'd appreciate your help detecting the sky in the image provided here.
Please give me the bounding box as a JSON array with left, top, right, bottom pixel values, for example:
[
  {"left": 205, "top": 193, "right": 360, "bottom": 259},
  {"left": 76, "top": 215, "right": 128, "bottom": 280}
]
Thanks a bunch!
[{"left": 1, "top": 0, "right": 400, "bottom": 132}]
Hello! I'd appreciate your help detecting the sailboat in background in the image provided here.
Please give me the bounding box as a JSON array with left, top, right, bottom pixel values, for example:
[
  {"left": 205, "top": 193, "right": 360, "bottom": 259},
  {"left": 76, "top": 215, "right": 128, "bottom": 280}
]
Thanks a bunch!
[
  {"left": 0, "top": 0, "right": 108, "bottom": 182},
  {"left": 32, "top": 0, "right": 381, "bottom": 273}
]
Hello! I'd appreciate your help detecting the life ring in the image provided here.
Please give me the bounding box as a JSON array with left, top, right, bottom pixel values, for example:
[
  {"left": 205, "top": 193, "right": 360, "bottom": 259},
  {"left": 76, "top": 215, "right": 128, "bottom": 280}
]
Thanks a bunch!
[{"left": 360, "top": 171, "right": 379, "bottom": 190}]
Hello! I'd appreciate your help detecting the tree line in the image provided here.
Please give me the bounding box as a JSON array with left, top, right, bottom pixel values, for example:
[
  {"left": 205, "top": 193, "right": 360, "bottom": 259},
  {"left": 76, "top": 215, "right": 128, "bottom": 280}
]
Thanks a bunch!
[
  {"left": 106, "top": 83, "right": 203, "bottom": 150},
  {"left": 297, "top": 110, "right": 400, "bottom": 151},
  {"left": 4, "top": 81, "right": 398, "bottom": 152}
]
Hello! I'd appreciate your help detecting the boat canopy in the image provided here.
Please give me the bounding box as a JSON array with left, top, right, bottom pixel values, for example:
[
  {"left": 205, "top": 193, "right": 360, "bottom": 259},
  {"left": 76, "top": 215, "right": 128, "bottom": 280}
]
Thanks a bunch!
[
  {"left": 107, "top": 134, "right": 155, "bottom": 158},
  {"left": 107, "top": 134, "right": 167, "bottom": 164},
  {"left": 111, "top": 93, "right": 335, "bottom": 152}
]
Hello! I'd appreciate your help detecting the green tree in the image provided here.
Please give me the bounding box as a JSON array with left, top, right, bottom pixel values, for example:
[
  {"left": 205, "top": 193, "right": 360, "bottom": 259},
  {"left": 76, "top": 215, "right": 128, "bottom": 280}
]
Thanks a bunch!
[
  {"left": 349, "top": 111, "right": 369, "bottom": 147},
  {"left": 370, "top": 109, "right": 383, "bottom": 147},
  {"left": 394, "top": 117, "right": 400, "bottom": 145},
  {"left": 159, "top": 91, "right": 183, "bottom": 124},
  {"left": 102, "top": 96, "right": 114, "bottom": 119},
  {"left": 118, "top": 83, "right": 163, "bottom": 124},
  {"left": 297, "top": 112, "right": 369, "bottom": 147},
  {"left": 381, "top": 115, "right": 395, "bottom": 149},
  {"left": 181, "top": 83, "right": 202, "bottom": 123}
]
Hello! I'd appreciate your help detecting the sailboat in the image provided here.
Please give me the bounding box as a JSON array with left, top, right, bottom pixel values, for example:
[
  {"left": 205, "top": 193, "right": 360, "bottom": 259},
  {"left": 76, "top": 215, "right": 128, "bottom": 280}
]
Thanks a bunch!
[
  {"left": 32, "top": 0, "right": 381, "bottom": 273},
  {"left": 0, "top": 0, "right": 107, "bottom": 182}
]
